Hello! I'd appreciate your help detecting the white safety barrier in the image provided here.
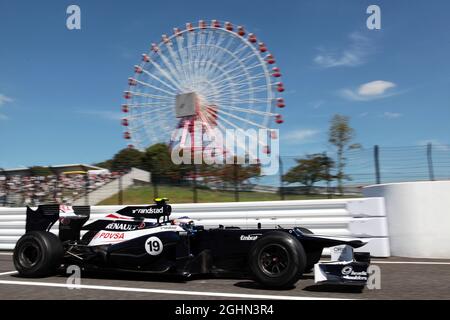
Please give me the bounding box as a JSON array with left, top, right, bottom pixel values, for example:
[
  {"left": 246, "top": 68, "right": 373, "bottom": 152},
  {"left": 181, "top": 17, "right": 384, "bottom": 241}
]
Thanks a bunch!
[
  {"left": 0, "top": 198, "right": 390, "bottom": 257},
  {"left": 364, "top": 181, "right": 450, "bottom": 259}
]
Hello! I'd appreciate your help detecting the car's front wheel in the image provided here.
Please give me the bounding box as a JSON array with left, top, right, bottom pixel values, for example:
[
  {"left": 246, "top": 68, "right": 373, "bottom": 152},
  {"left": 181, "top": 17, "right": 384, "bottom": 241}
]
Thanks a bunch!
[
  {"left": 248, "top": 231, "right": 306, "bottom": 288},
  {"left": 13, "top": 231, "right": 63, "bottom": 277}
]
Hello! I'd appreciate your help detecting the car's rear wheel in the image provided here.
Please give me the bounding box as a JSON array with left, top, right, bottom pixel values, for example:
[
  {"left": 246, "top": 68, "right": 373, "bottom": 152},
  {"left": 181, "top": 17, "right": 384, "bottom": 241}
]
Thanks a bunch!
[
  {"left": 249, "top": 231, "right": 306, "bottom": 288},
  {"left": 13, "top": 231, "right": 63, "bottom": 277}
]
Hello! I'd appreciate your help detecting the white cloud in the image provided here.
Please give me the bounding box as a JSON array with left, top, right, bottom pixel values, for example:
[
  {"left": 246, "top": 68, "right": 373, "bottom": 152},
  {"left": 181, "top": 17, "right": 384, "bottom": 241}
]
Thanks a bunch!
[
  {"left": 0, "top": 94, "right": 13, "bottom": 106},
  {"left": 0, "top": 94, "right": 13, "bottom": 120},
  {"left": 314, "top": 32, "right": 373, "bottom": 68},
  {"left": 359, "top": 81, "right": 396, "bottom": 96},
  {"left": 417, "top": 139, "right": 450, "bottom": 151},
  {"left": 382, "top": 112, "right": 403, "bottom": 119},
  {"left": 77, "top": 110, "right": 123, "bottom": 121},
  {"left": 358, "top": 112, "right": 369, "bottom": 117},
  {"left": 340, "top": 80, "right": 398, "bottom": 101},
  {"left": 310, "top": 100, "right": 325, "bottom": 109},
  {"left": 283, "top": 129, "right": 320, "bottom": 143}
]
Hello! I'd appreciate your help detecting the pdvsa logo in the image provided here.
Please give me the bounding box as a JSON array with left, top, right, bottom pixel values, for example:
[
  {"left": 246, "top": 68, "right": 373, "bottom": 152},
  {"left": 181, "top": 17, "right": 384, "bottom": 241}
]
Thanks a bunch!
[{"left": 95, "top": 232, "right": 125, "bottom": 240}]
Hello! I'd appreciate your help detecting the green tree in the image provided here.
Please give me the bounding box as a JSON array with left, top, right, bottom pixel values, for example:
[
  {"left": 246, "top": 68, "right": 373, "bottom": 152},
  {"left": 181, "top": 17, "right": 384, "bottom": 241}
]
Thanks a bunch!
[
  {"left": 216, "top": 156, "right": 261, "bottom": 187},
  {"left": 142, "top": 143, "right": 186, "bottom": 183},
  {"left": 328, "top": 114, "right": 361, "bottom": 194},
  {"left": 283, "top": 154, "right": 335, "bottom": 194},
  {"left": 111, "top": 148, "right": 145, "bottom": 172},
  {"left": 94, "top": 159, "right": 113, "bottom": 170}
]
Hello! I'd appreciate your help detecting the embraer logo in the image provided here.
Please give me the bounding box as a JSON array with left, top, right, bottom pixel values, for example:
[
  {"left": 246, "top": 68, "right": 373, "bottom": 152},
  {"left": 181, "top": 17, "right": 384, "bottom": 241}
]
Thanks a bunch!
[
  {"left": 240, "top": 234, "right": 260, "bottom": 241},
  {"left": 132, "top": 208, "right": 163, "bottom": 214}
]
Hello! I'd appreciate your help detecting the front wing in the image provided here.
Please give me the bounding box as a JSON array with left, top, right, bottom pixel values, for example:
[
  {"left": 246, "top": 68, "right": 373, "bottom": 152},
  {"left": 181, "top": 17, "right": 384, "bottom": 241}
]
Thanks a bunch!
[{"left": 314, "top": 245, "right": 370, "bottom": 286}]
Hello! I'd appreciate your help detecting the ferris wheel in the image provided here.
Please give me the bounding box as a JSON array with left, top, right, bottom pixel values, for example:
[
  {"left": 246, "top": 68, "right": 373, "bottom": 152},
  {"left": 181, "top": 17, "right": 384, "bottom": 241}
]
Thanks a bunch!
[{"left": 122, "top": 20, "right": 285, "bottom": 158}]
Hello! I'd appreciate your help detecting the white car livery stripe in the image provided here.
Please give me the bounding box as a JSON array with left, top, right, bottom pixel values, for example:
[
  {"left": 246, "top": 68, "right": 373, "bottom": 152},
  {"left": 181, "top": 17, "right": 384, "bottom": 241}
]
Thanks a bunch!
[{"left": 88, "top": 225, "right": 185, "bottom": 246}]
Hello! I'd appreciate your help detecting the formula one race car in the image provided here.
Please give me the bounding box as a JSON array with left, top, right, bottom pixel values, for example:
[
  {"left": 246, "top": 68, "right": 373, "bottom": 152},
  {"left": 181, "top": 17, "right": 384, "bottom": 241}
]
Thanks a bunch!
[{"left": 13, "top": 199, "right": 371, "bottom": 288}]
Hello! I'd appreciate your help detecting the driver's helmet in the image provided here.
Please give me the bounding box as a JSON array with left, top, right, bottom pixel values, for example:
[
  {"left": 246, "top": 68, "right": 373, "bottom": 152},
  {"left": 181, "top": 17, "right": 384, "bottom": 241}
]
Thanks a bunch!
[{"left": 171, "top": 216, "right": 194, "bottom": 227}]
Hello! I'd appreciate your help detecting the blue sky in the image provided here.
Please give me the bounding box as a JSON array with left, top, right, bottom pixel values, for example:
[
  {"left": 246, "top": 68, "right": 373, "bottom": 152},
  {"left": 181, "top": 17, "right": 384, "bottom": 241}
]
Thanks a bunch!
[{"left": 0, "top": 0, "right": 449, "bottom": 168}]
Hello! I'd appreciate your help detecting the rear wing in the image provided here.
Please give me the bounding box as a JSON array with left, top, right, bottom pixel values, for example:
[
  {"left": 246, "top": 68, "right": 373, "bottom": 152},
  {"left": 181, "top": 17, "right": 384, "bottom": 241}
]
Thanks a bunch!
[
  {"left": 25, "top": 205, "right": 90, "bottom": 241},
  {"left": 25, "top": 205, "right": 60, "bottom": 233}
]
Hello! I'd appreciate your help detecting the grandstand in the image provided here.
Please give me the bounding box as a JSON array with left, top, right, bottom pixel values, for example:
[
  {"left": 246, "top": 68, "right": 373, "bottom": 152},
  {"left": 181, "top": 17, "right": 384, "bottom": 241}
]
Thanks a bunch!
[
  {"left": 0, "top": 164, "right": 105, "bottom": 177},
  {"left": 0, "top": 164, "right": 122, "bottom": 207}
]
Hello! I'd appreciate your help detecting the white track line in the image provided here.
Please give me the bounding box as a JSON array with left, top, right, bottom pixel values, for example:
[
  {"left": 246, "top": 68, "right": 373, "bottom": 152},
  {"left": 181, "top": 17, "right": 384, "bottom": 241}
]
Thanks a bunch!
[
  {"left": 0, "top": 271, "right": 17, "bottom": 276},
  {"left": 371, "top": 260, "right": 450, "bottom": 265},
  {"left": 0, "top": 252, "right": 13, "bottom": 256},
  {"left": 0, "top": 279, "right": 347, "bottom": 300},
  {"left": 320, "top": 259, "right": 450, "bottom": 265}
]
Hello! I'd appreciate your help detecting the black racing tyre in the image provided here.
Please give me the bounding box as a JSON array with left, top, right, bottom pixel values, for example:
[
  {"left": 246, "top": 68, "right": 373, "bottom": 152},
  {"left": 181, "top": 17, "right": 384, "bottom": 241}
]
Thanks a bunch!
[
  {"left": 13, "top": 231, "right": 63, "bottom": 277},
  {"left": 248, "top": 231, "right": 306, "bottom": 288}
]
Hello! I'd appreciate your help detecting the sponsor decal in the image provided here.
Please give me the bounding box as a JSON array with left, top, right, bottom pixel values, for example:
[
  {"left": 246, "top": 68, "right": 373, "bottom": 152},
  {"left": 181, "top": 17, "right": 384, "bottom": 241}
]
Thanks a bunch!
[
  {"left": 138, "top": 221, "right": 146, "bottom": 229},
  {"left": 95, "top": 232, "right": 125, "bottom": 240},
  {"left": 105, "top": 222, "right": 140, "bottom": 231},
  {"left": 160, "top": 226, "right": 179, "bottom": 230},
  {"left": 145, "top": 236, "right": 163, "bottom": 255},
  {"left": 59, "top": 217, "right": 71, "bottom": 226},
  {"left": 59, "top": 205, "right": 74, "bottom": 213},
  {"left": 341, "top": 266, "right": 368, "bottom": 281},
  {"left": 132, "top": 208, "right": 163, "bottom": 214},
  {"left": 106, "top": 214, "right": 125, "bottom": 219},
  {"left": 342, "top": 266, "right": 353, "bottom": 275},
  {"left": 240, "top": 234, "right": 261, "bottom": 241}
]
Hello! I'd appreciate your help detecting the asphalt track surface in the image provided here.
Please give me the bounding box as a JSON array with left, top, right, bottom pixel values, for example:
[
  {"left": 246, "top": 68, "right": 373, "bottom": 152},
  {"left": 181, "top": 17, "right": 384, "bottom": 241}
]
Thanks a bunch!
[{"left": 0, "top": 252, "right": 449, "bottom": 300}]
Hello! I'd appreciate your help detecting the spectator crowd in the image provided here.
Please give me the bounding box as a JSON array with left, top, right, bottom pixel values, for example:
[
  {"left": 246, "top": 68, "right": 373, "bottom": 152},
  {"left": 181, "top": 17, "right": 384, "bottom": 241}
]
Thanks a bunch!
[{"left": 0, "top": 172, "right": 121, "bottom": 207}]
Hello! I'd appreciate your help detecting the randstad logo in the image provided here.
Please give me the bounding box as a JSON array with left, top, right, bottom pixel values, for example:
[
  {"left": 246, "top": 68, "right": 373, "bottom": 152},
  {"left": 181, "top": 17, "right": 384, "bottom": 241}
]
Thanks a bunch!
[{"left": 132, "top": 208, "right": 163, "bottom": 214}]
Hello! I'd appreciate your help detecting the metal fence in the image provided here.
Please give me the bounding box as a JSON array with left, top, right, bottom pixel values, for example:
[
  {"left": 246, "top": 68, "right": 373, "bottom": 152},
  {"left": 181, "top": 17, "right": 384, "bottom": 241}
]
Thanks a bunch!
[
  {"left": 255, "top": 143, "right": 450, "bottom": 195},
  {"left": 1, "top": 144, "right": 449, "bottom": 207},
  {"left": 342, "top": 143, "right": 450, "bottom": 185}
]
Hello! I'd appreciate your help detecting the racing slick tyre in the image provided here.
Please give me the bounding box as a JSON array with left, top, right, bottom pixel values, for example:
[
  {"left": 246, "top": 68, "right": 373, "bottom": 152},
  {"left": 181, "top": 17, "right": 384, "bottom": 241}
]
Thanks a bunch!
[
  {"left": 249, "top": 231, "right": 306, "bottom": 288},
  {"left": 297, "top": 227, "right": 323, "bottom": 273},
  {"left": 13, "top": 231, "right": 64, "bottom": 277}
]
